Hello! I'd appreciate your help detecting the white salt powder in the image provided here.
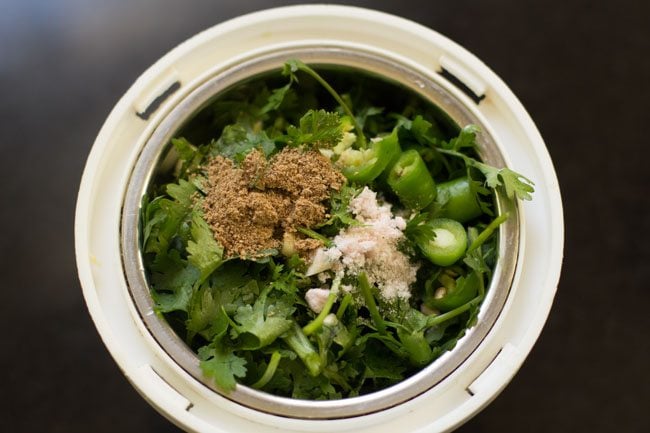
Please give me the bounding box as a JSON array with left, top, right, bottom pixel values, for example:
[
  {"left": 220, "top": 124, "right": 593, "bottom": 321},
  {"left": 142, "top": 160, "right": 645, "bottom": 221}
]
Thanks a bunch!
[{"left": 309, "top": 187, "right": 419, "bottom": 301}]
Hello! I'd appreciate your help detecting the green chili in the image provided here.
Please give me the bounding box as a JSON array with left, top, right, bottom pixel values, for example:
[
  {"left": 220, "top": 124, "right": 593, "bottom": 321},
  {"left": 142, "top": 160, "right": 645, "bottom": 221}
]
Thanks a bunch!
[
  {"left": 417, "top": 218, "right": 467, "bottom": 266},
  {"left": 432, "top": 176, "right": 483, "bottom": 223},
  {"left": 339, "top": 129, "right": 401, "bottom": 183},
  {"left": 387, "top": 149, "right": 436, "bottom": 210}
]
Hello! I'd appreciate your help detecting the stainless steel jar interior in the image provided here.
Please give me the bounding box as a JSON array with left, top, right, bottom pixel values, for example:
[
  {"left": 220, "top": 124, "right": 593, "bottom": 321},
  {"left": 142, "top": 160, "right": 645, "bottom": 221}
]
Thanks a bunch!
[{"left": 121, "top": 46, "right": 520, "bottom": 419}]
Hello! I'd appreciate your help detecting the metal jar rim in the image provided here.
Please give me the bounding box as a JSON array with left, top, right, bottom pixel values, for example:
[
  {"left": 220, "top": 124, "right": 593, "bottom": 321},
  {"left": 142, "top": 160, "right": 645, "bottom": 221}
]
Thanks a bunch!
[{"left": 120, "top": 45, "right": 520, "bottom": 419}]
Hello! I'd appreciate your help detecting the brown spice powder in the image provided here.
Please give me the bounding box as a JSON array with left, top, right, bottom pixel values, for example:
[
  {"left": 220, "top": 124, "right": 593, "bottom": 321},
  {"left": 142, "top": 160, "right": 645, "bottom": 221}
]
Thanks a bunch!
[{"left": 203, "top": 148, "right": 344, "bottom": 258}]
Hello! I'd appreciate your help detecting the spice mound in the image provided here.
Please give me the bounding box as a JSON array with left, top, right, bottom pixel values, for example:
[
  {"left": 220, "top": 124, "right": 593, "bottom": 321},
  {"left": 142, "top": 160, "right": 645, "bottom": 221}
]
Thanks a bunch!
[{"left": 203, "top": 148, "right": 344, "bottom": 258}]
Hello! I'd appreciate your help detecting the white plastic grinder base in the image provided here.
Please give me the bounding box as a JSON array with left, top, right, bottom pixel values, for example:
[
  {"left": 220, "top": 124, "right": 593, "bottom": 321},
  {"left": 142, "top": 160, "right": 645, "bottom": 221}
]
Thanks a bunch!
[{"left": 75, "top": 5, "right": 563, "bottom": 433}]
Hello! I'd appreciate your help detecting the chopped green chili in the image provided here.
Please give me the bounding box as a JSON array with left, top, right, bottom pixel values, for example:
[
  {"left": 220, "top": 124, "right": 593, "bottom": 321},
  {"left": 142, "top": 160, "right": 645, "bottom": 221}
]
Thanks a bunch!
[{"left": 387, "top": 149, "right": 437, "bottom": 210}]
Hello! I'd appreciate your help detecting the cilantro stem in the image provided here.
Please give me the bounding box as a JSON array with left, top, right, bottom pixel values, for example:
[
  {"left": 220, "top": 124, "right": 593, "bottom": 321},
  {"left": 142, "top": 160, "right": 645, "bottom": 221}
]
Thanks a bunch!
[
  {"left": 336, "top": 293, "right": 353, "bottom": 319},
  {"left": 303, "top": 292, "right": 337, "bottom": 336},
  {"left": 477, "top": 270, "right": 486, "bottom": 298},
  {"left": 251, "top": 351, "right": 282, "bottom": 389},
  {"left": 436, "top": 148, "right": 471, "bottom": 162},
  {"left": 297, "top": 227, "right": 333, "bottom": 248},
  {"left": 303, "top": 276, "right": 341, "bottom": 336},
  {"left": 282, "top": 322, "right": 322, "bottom": 376},
  {"left": 294, "top": 61, "right": 367, "bottom": 148},
  {"left": 358, "top": 272, "right": 386, "bottom": 334},
  {"left": 467, "top": 212, "right": 509, "bottom": 253},
  {"left": 426, "top": 295, "right": 483, "bottom": 328}
]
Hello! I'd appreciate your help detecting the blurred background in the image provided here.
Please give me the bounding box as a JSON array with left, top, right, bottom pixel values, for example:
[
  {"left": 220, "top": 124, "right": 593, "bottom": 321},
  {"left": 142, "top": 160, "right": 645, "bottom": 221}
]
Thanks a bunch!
[{"left": 1, "top": 0, "right": 648, "bottom": 432}]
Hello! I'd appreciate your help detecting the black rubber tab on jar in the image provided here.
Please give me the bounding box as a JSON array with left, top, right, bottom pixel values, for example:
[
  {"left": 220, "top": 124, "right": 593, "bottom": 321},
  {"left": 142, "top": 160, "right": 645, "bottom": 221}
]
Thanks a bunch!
[
  {"left": 136, "top": 81, "right": 182, "bottom": 120},
  {"left": 438, "top": 68, "right": 485, "bottom": 104}
]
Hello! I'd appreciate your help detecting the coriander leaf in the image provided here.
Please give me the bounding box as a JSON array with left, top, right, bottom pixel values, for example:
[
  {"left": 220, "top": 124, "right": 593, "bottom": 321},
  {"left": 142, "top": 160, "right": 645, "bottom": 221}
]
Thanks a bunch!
[
  {"left": 445, "top": 124, "right": 479, "bottom": 151},
  {"left": 282, "top": 59, "right": 301, "bottom": 82},
  {"left": 286, "top": 359, "right": 339, "bottom": 400},
  {"left": 141, "top": 196, "right": 166, "bottom": 248},
  {"left": 329, "top": 321, "right": 354, "bottom": 357},
  {"left": 244, "top": 248, "right": 279, "bottom": 264},
  {"left": 221, "top": 279, "right": 259, "bottom": 314},
  {"left": 144, "top": 179, "right": 197, "bottom": 255},
  {"left": 189, "top": 174, "right": 207, "bottom": 194},
  {"left": 266, "top": 260, "right": 301, "bottom": 295},
  {"left": 185, "top": 285, "right": 230, "bottom": 342},
  {"left": 211, "top": 260, "right": 252, "bottom": 291},
  {"left": 186, "top": 211, "right": 224, "bottom": 285},
  {"left": 410, "top": 115, "right": 436, "bottom": 142},
  {"left": 404, "top": 212, "right": 436, "bottom": 247},
  {"left": 396, "top": 328, "right": 433, "bottom": 366},
  {"left": 172, "top": 137, "right": 197, "bottom": 162},
  {"left": 467, "top": 170, "right": 493, "bottom": 216},
  {"left": 187, "top": 263, "right": 256, "bottom": 340},
  {"left": 438, "top": 147, "right": 535, "bottom": 201},
  {"left": 317, "top": 184, "right": 360, "bottom": 228},
  {"left": 233, "top": 286, "right": 295, "bottom": 349},
  {"left": 150, "top": 250, "right": 199, "bottom": 313},
  {"left": 211, "top": 124, "right": 275, "bottom": 163},
  {"left": 388, "top": 307, "right": 434, "bottom": 366},
  {"left": 323, "top": 361, "right": 360, "bottom": 396},
  {"left": 397, "top": 307, "right": 430, "bottom": 333},
  {"left": 198, "top": 345, "right": 247, "bottom": 392},
  {"left": 171, "top": 137, "right": 205, "bottom": 178},
  {"left": 396, "top": 114, "right": 444, "bottom": 146},
  {"left": 355, "top": 106, "right": 383, "bottom": 131},
  {"left": 166, "top": 178, "right": 196, "bottom": 206},
  {"left": 463, "top": 228, "right": 490, "bottom": 274},
  {"left": 260, "top": 83, "right": 292, "bottom": 114},
  {"left": 281, "top": 59, "right": 367, "bottom": 148},
  {"left": 363, "top": 339, "right": 407, "bottom": 380},
  {"left": 494, "top": 167, "right": 535, "bottom": 201},
  {"left": 286, "top": 109, "right": 343, "bottom": 148}
]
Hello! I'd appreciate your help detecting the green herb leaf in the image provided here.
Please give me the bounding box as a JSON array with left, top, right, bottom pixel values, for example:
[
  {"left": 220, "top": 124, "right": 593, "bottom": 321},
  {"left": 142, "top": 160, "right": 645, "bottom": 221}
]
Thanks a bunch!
[
  {"left": 171, "top": 137, "right": 206, "bottom": 178},
  {"left": 166, "top": 178, "right": 196, "bottom": 206},
  {"left": 404, "top": 212, "right": 436, "bottom": 247},
  {"left": 198, "top": 345, "right": 247, "bottom": 392},
  {"left": 286, "top": 109, "right": 343, "bottom": 148},
  {"left": 355, "top": 106, "right": 383, "bottom": 131},
  {"left": 492, "top": 167, "right": 535, "bottom": 201},
  {"left": 233, "top": 286, "right": 295, "bottom": 349},
  {"left": 282, "top": 59, "right": 301, "bottom": 82},
  {"left": 211, "top": 124, "right": 275, "bottom": 163},
  {"left": 438, "top": 148, "right": 535, "bottom": 201},
  {"left": 446, "top": 124, "right": 479, "bottom": 151},
  {"left": 318, "top": 184, "right": 360, "bottom": 228},
  {"left": 186, "top": 211, "right": 224, "bottom": 285},
  {"left": 144, "top": 179, "right": 197, "bottom": 255},
  {"left": 260, "top": 83, "right": 293, "bottom": 114},
  {"left": 150, "top": 250, "right": 199, "bottom": 313},
  {"left": 463, "top": 227, "right": 490, "bottom": 274},
  {"left": 185, "top": 285, "right": 230, "bottom": 342}
]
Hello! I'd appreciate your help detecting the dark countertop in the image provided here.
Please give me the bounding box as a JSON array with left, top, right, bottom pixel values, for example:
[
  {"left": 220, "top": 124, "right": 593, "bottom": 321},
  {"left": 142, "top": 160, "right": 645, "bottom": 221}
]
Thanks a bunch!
[{"left": 2, "top": 1, "right": 648, "bottom": 432}]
